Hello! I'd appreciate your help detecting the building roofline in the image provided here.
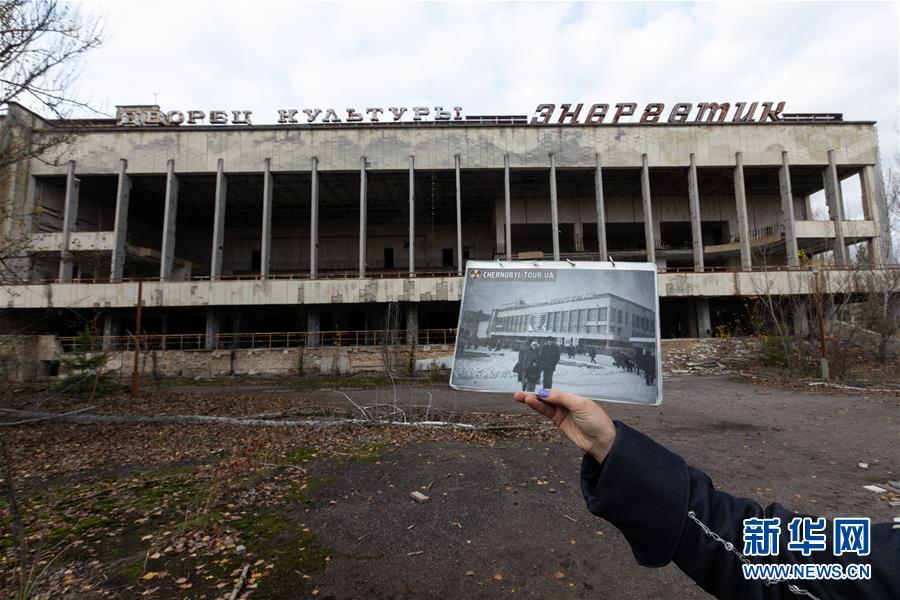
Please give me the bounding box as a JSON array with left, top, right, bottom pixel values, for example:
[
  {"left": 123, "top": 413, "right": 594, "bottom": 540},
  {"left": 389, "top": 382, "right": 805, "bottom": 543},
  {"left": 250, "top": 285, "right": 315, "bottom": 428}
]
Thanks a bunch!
[{"left": 32, "top": 119, "right": 879, "bottom": 134}]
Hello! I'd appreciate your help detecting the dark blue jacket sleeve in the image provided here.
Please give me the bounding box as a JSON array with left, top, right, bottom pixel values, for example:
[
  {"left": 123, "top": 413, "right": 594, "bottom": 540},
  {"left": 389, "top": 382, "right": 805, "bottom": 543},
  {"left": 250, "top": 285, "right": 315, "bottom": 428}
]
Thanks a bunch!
[{"left": 580, "top": 421, "right": 899, "bottom": 600}]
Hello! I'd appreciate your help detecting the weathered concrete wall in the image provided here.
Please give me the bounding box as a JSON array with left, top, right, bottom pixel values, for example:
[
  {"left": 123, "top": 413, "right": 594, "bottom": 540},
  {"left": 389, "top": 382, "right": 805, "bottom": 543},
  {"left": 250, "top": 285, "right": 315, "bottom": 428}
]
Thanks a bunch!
[
  {"left": 28, "top": 122, "right": 879, "bottom": 177},
  {"left": 0, "top": 269, "right": 884, "bottom": 310},
  {"left": 0, "top": 335, "right": 61, "bottom": 382},
  {"left": 97, "top": 344, "right": 454, "bottom": 381},
  {"left": 30, "top": 231, "right": 116, "bottom": 252}
]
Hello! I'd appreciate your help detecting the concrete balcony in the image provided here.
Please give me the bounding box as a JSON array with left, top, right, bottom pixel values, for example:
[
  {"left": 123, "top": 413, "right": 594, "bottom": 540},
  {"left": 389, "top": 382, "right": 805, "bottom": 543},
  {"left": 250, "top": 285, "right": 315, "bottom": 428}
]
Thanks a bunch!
[
  {"left": 795, "top": 219, "right": 877, "bottom": 239},
  {"left": 2, "top": 267, "right": 897, "bottom": 310},
  {"left": 29, "top": 231, "right": 116, "bottom": 253}
]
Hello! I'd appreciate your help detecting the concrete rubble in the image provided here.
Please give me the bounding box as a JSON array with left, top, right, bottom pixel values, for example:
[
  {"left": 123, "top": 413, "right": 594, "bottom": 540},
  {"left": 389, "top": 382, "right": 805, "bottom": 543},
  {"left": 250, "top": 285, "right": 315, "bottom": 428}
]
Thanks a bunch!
[{"left": 662, "top": 338, "right": 761, "bottom": 376}]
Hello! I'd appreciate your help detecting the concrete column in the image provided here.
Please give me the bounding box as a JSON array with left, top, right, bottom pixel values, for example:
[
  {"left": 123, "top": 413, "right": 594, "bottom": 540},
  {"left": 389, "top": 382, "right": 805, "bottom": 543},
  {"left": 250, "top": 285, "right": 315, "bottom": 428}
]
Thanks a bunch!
[
  {"left": 695, "top": 298, "right": 712, "bottom": 338},
  {"left": 549, "top": 153, "right": 560, "bottom": 261},
  {"left": 408, "top": 155, "right": 415, "bottom": 274},
  {"left": 594, "top": 153, "right": 608, "bottom": 261},
  {"left": 859, "top": 164, "right": 884, "bottom": 265},
  {"left": 504, "top": 154, "right": 512, "bottom": 260},
  {"left": 793, "top": 298, "right": 810, "bottom": 337},
  {"left": 779, "top": 151, "right": 800, "bottom": 267},
  {"left": 406, "top": 304, "right": 419, "bottom": 345},
  {"left": 823, "top": 150, "right": 847, "bottom": 265},
  {"left": 260, "top": 158, "right": 273, "bottom": 278},
  {"left": 205, "top": 309, "right": 220, "bottom": 350},
  {"left": 640, "top": 154, "right": 656, "bottom": 264},
  {"left": 110, "top": 159, "right": 131, "bottom": 282},
  {"left": 102, "top": 311, "right": 119, "bottom": 350},
  {"left": 359, "top": 156, "right": 368, "bottom": 277},
  {"left": 574, "top": 221, "right": 584, "bottom": 252},
  {"left": 803, "top": 195, "right": 813, "bottom": 220},
  {"left": 159, "top": 159, "right": 179, "bottom": 281},
  {"left": 58, "top": 160, "right": 79, "bottom": 282},
  {"left": 687, "top": 154, "right": 704, "bottom": 272},
  {"left": 210, "top": 158, "right": 227, "bottom": 280},
  {"left": 306, "top": 306, "right": 320, "bottom": 347},
  {"left": 686, "top": 300, "right": 698, "bottom": 338},
  {"left": 455, "top": 154, "right": 463, "bottom": 275},
  {"left": 733, "top": 152, "right": 752, "bottom": 268},
  {"left": 310, "top": 157, "right": 319, "bottom": 277}
]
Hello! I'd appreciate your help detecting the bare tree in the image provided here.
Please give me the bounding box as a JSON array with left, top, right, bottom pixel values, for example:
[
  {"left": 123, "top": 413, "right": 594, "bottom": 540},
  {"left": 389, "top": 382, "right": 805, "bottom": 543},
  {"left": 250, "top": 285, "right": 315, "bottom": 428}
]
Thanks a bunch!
[
  {"left": 0, "top": 0, "right": 104, "bottom": 123},
  {"left": 0, "top": 0, "right": 104, "bottom": 284}
]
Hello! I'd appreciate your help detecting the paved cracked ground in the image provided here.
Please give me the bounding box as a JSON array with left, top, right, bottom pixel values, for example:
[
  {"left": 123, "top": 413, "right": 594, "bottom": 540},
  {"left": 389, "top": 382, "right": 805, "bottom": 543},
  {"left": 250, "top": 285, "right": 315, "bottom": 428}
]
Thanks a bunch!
[{"left": 289, "top": 376, "right": 899, "bottom": 599}]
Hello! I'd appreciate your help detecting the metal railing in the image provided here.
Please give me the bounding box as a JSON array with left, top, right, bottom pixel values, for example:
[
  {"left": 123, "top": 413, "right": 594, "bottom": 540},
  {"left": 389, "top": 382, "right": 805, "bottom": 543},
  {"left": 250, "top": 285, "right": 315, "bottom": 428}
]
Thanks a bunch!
[{"left": 57, "top": 328, "right": 457, "bottom": 352}]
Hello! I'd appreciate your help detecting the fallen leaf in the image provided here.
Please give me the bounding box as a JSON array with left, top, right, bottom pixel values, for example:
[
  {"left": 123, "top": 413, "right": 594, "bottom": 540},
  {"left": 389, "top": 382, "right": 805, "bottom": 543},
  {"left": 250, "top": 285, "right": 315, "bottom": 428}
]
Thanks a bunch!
[
  {"left": 554, "top": 571, "right": 565, "bottom": 579},
  {"left": 493, "top": 574, "right": 503, "bottom": 582}
]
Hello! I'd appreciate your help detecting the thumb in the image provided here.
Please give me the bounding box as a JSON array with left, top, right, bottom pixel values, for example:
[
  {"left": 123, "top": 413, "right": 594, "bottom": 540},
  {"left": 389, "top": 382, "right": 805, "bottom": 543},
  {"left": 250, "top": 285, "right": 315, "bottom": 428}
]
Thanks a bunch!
[{"left": 535, "top": 388, "right": 587, "bottom": 412}]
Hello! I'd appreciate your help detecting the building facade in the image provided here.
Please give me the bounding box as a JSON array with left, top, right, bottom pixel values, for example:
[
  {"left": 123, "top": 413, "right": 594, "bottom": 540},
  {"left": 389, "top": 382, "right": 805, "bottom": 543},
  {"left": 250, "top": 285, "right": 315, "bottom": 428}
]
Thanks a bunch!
[
  {"left": 484, "top": 293, "right": 655, "bottom": 347},
  {"left": 0, "top": 102, "right": 892, "bottom": 359}
]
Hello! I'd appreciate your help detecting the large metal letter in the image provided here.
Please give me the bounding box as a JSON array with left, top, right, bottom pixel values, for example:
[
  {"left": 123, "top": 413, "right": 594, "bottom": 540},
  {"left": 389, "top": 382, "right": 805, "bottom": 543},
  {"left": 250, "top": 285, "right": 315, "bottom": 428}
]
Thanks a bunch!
[
  {"left": 455, "top": 154, "right": 463, "bottom": 275},
  {"left": 409, "top": 155, "right": 415, "bottom": 274},
  {"left": 778, "top": 151, "right": 799, "bottom": 267},
  {"left": 641, "top": 154, "right": 656, "bottom": 264},
  {"left": 310, "top": 156, "right": 319, "bottom": 277},
  {"left": 594, "top": 154, "right": 608, "bottom": 261},
  {"left": 688, "top": 154, "right": 704, "bottom": 272},
  {"left": 58, "top": 160, "right": 79, "bottom": 282},
  {"left": 733, "top": 152, "right": 752, "bottom": 268},
  {"left": 160, "top": 159, "right": 179, "bottom": 280},
  {"left": 260, "top": 158, "right": 273, "bottom": 278},
  {"left": 210, "top": 158, "right": 227, "bottom": 280},
  {"left": 824, "top": 150, "right": 847, "bottom": 265},
  {"left": 110, "top": 159, "right": 131, "bottom": 282},
  {"left": 504, "top": 154, "right": 512, "bottom": 260},
  {"left": 359, "top": 156, "right": 367, "bottom": 278},
  {"left": 549, "top": 153, "right": 560, "bottom": 260}
]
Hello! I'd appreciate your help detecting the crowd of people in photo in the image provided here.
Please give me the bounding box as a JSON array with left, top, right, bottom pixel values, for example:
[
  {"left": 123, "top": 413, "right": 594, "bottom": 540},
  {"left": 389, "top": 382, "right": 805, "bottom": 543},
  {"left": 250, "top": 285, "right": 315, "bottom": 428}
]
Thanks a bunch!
[
  {"left": 510, "top": 338, "right": 657, "bottom": 391},
  {"left": 611, "top": 346, "right": 657, "bottom": 386},
  {"left": 455, "top": 332, "right": 657, "bottom": 391}
]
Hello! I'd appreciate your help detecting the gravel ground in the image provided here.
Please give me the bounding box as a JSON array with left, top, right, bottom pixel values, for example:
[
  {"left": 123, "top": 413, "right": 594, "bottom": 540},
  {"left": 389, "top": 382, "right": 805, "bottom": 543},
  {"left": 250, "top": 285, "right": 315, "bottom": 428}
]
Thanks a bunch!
[{"left": 291, "top": 375, "right": 898, "bottom": 599}]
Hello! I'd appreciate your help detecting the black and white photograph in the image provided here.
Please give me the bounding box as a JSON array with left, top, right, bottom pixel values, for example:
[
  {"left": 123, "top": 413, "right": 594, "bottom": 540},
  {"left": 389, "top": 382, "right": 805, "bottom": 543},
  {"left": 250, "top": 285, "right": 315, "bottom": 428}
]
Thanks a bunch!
[{"left": 451, "top": 261, "right": 660, "bottom": 405}]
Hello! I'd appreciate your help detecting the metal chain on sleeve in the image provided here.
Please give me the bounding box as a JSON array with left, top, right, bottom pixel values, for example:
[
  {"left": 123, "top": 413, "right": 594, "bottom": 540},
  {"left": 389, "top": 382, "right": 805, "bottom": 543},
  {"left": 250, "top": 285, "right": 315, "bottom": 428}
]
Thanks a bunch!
[{"left": 686, "top": 511, "right": 822, "bottom": 600}]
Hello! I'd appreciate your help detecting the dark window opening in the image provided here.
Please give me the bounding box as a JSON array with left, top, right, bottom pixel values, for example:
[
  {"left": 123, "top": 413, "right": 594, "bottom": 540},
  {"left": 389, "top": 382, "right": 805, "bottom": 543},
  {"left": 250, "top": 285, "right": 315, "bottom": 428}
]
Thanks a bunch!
[
  {"left": 40, "top": 360, "right": 60, "bottom": 377},
  {"left": 442, "top": 248, "right": 453, "bottom": 267},
  {"left": 701, "top": 221, "right": 730, "bottom": 246},
  {"left": 384, "top": 248, "right": 394, "bottom": 269},
  {"left": 250, "top": 250, "right": 261, "bottom": 272},
  {"left": 605, "top": 223, "right": 647, "bottom": 251},
  {"left": 660, "top": 222, "right": 693, "bottom": 250}
]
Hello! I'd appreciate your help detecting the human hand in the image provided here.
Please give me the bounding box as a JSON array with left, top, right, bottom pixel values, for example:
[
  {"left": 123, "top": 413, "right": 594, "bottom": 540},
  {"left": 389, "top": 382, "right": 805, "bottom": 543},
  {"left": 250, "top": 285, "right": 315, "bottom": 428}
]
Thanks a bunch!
[{"left": 514, "top": 389, "right": 617, "bottom": 463}]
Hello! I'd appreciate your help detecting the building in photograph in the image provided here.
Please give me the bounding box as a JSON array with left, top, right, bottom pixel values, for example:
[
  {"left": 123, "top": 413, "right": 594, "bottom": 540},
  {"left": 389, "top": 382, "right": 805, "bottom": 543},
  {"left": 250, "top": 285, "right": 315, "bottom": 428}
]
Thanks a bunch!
[
  {"left": 483, "top": 292, "right": 655, "bottom": 347},
  {"left": 0, "top": 101, "right": 892, "bottom": 377}
]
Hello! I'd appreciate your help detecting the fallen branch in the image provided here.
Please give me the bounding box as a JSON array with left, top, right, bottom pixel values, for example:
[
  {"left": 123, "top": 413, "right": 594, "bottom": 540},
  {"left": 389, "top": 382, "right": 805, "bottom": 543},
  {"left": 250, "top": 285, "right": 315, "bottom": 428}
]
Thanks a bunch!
[
  {"left": 229, "top": 564, "right": 250, "bottom": 600},
  {"left": 0, "top": 405, "right": 97, "bottom": 427},
  {"left": 0, "top": 408, "right": 538, "bottom": 431}
]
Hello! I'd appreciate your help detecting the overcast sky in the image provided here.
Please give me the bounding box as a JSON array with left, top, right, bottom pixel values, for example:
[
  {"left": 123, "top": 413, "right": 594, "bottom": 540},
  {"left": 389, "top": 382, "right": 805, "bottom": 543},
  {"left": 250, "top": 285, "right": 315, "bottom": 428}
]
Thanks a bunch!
[{"left": 70, "top": 0, "right": 898, "bottom": 215}]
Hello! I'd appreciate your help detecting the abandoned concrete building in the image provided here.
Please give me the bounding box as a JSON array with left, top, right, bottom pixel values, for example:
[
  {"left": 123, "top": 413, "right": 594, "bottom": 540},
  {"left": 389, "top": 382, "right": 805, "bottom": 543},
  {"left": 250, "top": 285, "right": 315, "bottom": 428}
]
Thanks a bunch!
[{"left": 0, "top": 101, "right": 892, "bottom": 379}]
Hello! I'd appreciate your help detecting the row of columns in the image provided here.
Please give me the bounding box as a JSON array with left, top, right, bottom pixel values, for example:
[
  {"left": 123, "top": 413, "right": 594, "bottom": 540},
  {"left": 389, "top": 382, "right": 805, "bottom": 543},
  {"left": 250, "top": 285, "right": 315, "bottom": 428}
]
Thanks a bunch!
[{"left": 57, "top": 151, "right": 884, "bottom": 286}]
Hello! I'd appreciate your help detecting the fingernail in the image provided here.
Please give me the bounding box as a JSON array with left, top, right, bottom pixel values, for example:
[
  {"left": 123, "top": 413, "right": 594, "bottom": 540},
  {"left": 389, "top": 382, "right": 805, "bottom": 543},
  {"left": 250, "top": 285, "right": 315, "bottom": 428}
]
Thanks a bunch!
[{"left": 538, "top": 389, "right": 550, "bottom": 398}]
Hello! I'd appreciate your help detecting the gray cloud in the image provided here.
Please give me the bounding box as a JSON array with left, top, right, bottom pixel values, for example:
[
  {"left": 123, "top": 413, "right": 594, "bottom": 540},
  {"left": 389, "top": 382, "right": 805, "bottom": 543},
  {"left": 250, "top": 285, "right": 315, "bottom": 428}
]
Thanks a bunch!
[{"left": 72, "top": 1, "right": 898, "bottom": 166}]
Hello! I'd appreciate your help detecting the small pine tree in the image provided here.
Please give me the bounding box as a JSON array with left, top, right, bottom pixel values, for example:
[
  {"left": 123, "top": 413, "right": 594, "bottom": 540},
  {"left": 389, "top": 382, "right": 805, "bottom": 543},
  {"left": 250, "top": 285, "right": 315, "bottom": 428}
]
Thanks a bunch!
[{"left": 56, "top": 327, "right": 117, "bottom": 398}]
